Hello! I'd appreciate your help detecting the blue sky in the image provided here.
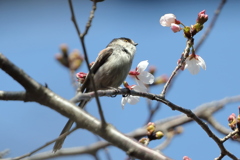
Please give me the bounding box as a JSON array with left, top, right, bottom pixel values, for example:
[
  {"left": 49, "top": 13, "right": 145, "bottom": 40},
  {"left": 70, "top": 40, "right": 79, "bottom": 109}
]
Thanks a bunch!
[{"left": 1, "top": 0, "right": 240, "bottom": 160}]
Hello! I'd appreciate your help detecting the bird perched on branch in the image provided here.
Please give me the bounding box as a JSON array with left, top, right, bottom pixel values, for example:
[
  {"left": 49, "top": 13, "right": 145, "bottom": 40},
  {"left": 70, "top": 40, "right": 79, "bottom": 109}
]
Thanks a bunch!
[{"left": 53, "top": 37, "right": 138, "bottom": 152}]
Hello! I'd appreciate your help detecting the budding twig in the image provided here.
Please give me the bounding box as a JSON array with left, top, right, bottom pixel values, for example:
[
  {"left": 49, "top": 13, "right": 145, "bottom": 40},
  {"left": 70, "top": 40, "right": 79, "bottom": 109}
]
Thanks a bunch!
[
  {"left": 81, "top": 1, "right": 97, "bottom": 38},
  {"left": 195, "top": 0, "right": 227, "bottom": 52},
  {"left": 220, "top": 129, "right": 239, "bottom": 143},
  {"left": 68, "top": 0, "right": 106, "bottom": 125}
]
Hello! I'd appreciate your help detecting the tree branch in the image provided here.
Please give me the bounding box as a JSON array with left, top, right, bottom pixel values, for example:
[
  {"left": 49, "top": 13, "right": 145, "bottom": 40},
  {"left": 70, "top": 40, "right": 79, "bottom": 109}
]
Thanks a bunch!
[
  {"left": 0, "top": 53, "right": 169, "bottom": 160},
  {"left": 18, "top": 142, "right": 110, "bottom": 160},
  {"left": 158, "top": 98, "right": 237, "bottom": 160},
  {"left": 3, "top": 92, "right": 239, "bottom": 159},
  {"left": 0, "top": 54, "right": 40, "bottom": 92},
  {"left": 0, "top": 91, "right": 29, "bottom": 101}
]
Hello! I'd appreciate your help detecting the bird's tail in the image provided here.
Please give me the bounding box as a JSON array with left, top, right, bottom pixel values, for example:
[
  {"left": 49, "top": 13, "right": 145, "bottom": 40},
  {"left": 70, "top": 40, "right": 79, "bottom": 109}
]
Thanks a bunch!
[{"left": 53, "top": 100, "right": 89, "bottom": 152}]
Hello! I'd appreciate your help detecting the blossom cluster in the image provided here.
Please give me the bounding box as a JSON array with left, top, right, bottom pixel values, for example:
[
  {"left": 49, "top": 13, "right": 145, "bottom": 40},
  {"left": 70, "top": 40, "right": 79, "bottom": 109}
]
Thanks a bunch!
[
  {"left": 56, "top": 44, "right": 84, "bottom": 71},
  {"left": 160, "top": 10, "right": 208, "bottom": 75},
  {"left": 228, "top": 107, "right": 240, "bottom": 140},
  {"left": 160, "top": 10, "right": 208, "bottom": 37}
]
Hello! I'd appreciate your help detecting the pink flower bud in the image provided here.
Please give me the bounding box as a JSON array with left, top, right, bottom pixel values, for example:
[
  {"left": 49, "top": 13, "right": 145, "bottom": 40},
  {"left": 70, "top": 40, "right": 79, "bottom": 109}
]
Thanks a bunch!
[
  {"left": 228, "top": 113, "right": 237, "bottom": 130},
  {"left": 228, "top": 113, "right": 236, "bottom": 123},
  {"left": 76, "top": 72, "right": 87, "bottom": 84},
  {"left": 197, "top": 10, "right": 208, "bottom": 24},
  {"left": 171, "top": 23, "right": 181, "bottom": 33},
  {"left": 183, "top": 156, "right": 192, "bottom": 160}
]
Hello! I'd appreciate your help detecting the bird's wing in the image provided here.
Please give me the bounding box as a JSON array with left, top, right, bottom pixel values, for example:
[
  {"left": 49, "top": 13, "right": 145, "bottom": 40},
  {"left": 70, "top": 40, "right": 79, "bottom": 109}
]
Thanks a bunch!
[{"left": 80, "top": 47, "right": 113, "bottom": 93}]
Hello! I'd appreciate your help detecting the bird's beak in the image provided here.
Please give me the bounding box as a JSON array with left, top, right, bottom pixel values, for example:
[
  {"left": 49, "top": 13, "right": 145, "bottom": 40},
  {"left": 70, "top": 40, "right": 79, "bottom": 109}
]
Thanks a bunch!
[{"left": 134, "top": 43, "right": 138, "bottom": 46}]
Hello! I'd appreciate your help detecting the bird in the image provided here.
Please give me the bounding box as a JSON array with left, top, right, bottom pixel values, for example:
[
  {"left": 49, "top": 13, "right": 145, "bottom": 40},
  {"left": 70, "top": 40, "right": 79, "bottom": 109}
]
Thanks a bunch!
[{"left": 53, "top": 37, "right": 138, "bottom": 152}]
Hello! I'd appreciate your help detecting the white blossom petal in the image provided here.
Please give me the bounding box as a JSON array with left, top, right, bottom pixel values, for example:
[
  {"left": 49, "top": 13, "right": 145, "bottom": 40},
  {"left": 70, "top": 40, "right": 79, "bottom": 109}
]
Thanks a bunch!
[
  {"left": 185, "top": 58, "right": 200, "bottom": 75},
  {"left": 127, "top": 96, "right": 140, "bottom": 105},
  {"left": 135, "top": 79, "right": 147, "bottom": 90},
  {"left": 120, "top": 84, "right": 146, "bottom": 108},
  {"left": 138, "top": 71, "right": 155, "bottom": 84},
  {"left": 132, "top": 85, "right": 147, "bottom": 92},
  {"left": 187, "top": 64, "right": 200, "bottom": 75},
  {"left": 121, "top": 97, "right": 128, "bottom": 109},
  {"left": 160, "top": 14, "right": 176, "bottom": 27},
  {"left": 197, "top": 56, "right": 206, "bottom": 70},
  {"left": 184, "top": 55, "right": 207, "bottom": 75},
  {"left": 137, "top": 60, "right": 149, "bottom": 73}
]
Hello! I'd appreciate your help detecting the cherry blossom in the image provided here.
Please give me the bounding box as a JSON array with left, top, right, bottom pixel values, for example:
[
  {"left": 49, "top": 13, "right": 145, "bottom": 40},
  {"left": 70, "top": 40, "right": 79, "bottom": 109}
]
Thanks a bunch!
[
  {"left": 121, "top": 84, "right": 147, "bottom": 109},
  {"left": 129, "top": 60, "right": 154, "bottom": 89},
  {"left": 184, "top": 54, "right": 206, "bottom": 75},
  {"left": 160, "top": 14, "right": 177, "bottom": 27}
]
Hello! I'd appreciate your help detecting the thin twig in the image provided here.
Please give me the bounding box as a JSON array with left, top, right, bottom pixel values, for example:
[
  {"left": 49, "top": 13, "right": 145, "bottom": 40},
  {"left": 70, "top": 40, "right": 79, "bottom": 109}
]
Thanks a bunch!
[
  {"left": 13, "top": 127, "right": 78, "bottom": 160},
  {"left": 145, "top": 102, "right": 161, "bottom": 125},
  {"left": 215, "top": 153, "right": 225, "bottom": 160},
  {"left": 81, "top": 1, "right": 97, "bottom": 37},
  {"left": 195, "top": 0, "right": 227, "bottom": 52},
  {"left": 158, "top": 98, "right": 238, "bottom": 160},
  {"left": 68, "top": 0, "right": 106, "bottom": 125},
  {"left": 160, "top": 38, "right": 193, "bottom": 97},
  {"left": 95, "top": 136, "right": 112, "bottom": 160},
  {"left": 204, "top": 116, "right": 231, "bottom": 135},
  {"left": 15, "top": 141, "right": 110, "bottom": 160},
  {"left": 220, "top": 129, "right": 239, "bottom": 143}
]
